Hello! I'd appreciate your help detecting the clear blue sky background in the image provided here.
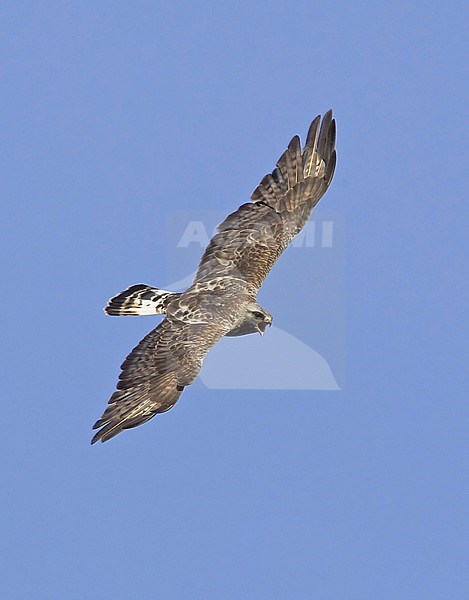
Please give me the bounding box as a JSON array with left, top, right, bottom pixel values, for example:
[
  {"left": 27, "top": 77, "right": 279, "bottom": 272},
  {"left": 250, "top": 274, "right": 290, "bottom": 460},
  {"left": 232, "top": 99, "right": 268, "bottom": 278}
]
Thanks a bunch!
[{"left": 1, "top": 2, "right": 467, "bottom": 598}]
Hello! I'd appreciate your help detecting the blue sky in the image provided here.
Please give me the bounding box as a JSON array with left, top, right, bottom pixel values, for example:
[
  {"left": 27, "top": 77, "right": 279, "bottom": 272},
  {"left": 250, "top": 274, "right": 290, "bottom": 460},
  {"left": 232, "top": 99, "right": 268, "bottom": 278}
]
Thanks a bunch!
[{"left": 1, "top": 2, "right": 467, "bottom": 598}]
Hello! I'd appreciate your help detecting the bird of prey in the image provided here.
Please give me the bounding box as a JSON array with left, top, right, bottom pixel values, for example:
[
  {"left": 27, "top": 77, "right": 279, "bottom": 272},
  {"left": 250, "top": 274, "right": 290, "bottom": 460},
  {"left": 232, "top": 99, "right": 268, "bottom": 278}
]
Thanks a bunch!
[{"left": 92, "top": 110, "right": 336, "bottom": 443}]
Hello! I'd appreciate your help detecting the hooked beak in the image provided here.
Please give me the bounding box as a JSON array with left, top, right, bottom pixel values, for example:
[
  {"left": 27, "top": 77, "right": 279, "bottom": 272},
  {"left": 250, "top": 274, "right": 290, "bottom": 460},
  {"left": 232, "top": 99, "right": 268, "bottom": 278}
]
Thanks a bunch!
[{"left": 257, "top": 320, "right": 272, "bottom": 336}]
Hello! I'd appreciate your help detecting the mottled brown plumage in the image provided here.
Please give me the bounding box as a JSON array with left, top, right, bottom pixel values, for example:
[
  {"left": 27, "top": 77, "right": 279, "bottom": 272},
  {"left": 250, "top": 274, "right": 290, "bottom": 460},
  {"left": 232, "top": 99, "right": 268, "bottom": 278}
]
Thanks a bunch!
[{"left": 92, "top": 110, "right": 337, "bottom": 443}]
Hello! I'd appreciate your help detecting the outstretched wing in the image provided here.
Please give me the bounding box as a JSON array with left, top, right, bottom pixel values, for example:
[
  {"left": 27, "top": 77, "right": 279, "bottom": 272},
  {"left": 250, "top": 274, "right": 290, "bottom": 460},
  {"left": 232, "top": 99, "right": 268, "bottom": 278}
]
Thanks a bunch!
[
  {"left": 194, "top": 110, "right": 336, "bottom": 290},
  {"left": 92, "top": 316, "right": 223, "bottom": 443}
]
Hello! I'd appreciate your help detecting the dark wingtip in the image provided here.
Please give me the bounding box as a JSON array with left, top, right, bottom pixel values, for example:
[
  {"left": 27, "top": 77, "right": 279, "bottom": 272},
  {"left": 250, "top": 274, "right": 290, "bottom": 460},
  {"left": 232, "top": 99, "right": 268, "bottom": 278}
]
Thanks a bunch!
[
  {"left": 317, "top": 110, "right": 334, "bottom": 157},
  {"left": 91, "top": 425, "right": 121, "bottom": 444},
  {"left": 91, "top": 419, "right": 107, "bottom": 445},
  {"left": 287, "top": 134, "right": 301, "bottom": 152},
  {"left": 92, "top": 418, "right": 105, "bottom": 430},
  {"left": 305, "top": 115, "right": 321, "bottom": 150},
  {"left": 328, "top": 118, "right": 336, "bottom": 151},
  {"left": 325, "top": 150, "right": 337, "bottom": 185}
]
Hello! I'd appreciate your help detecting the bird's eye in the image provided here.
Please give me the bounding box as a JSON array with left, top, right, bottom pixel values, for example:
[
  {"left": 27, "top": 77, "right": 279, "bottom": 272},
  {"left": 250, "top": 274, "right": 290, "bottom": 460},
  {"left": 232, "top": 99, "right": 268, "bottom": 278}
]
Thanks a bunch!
[{"left": 252, "top": 311, "right": 264, "bottom": 319}]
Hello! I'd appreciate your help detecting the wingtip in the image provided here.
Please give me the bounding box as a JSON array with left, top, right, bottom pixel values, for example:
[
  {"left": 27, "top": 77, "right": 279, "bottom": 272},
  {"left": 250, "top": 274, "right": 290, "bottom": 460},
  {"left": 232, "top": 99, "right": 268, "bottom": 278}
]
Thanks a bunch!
[
  {"left": 305, "top": 115, "right": 321, "bottom": 150},
  {"left": 325, "top": 150, "right": 337, "bottom": 184},
  {"left": 287, "top": 134, "right": 301, "bottom": 152},
  {"left": 91, "top": 427, "right": 116, "bottom": 445},
  {"left": 321, "top": 109, "right": 333, "bottom": 129},
  {"left": 92, "top": 418, "right": 104, "bottom": 430}
]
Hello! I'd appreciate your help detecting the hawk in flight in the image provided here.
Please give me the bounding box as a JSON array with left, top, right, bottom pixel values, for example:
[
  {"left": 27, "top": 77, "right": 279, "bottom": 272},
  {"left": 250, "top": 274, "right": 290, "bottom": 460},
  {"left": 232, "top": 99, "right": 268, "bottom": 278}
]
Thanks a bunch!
[{"left": 92, "top": 110, "right": 336, "bottom": 443}]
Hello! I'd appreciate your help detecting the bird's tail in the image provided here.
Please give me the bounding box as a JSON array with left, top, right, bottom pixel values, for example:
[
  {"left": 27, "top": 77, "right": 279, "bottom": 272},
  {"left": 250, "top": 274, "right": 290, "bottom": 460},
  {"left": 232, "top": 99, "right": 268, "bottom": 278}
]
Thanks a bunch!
[{"left": 104, "top": 284, "right": 180, "bottom": 316}]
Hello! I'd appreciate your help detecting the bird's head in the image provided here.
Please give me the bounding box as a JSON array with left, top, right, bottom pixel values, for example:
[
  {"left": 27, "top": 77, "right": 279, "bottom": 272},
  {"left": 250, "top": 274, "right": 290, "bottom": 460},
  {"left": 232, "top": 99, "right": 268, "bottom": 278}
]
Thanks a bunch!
[
  {"left": 226, "top": 302, "right": 272, "bottom": 337},
  {"left": 248, "top": 304, "right": 273, "bottom": 335}
]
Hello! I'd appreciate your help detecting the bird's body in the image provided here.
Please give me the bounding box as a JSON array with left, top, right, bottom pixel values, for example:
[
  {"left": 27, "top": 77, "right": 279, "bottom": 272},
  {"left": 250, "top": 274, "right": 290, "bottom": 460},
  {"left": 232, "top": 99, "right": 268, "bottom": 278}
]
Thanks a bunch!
[{"left": 92, "top": 111, "right": 337, "bottom": 443}]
